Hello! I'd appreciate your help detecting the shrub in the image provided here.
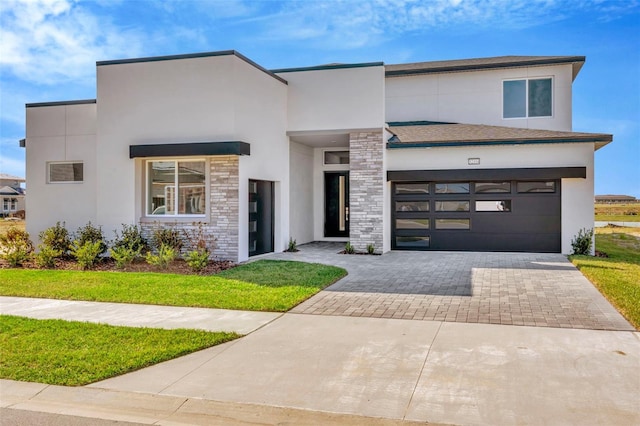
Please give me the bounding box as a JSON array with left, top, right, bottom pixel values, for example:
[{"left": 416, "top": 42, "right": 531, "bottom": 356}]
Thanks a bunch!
[
  {"left": 571, "top": 228, "right": 594, "bottom": 255},
  {"left": 152, "top": 226, "right": 183, "bottom": 252},
  {"left": 110, "top": 245, "right": 142, "bottom": 269},
  {"left": 286, "top": 237, "right": 298, "bottom": 252},
  {"left": 367, "top": 243, "right": 375, "bottom": 255},
  {"left": 39, "top": 222, "right": 71, "bottom": 256},
  {"left": 184, "top": 249, "right": 210, "bottom": 272},
  {"left": 344, "top": 241, "right": 355, "bottom": 254},
  {"left": 75, "top": 222, "right": 107, "bottom": 255},
  {"left": 34, "top": 244, "right": 61, "bottom": 268},
  {"left": 112, "top": 224, "right": 149, "bottom": 254},
  {"left": 146, "top": 244, "right": 176, "bottom": 269},
  {"left": 0, "top": 227, "right": 33, "bottom": 267},
  {"left": 70, "top": 240, "right": 103, "bottom": 270}
]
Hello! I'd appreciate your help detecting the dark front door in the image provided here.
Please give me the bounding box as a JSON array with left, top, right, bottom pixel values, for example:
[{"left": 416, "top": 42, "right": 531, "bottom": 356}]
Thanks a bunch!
[
  {"left": 324, "top": 171, "right": 349, "bottom": 237},
  {"left": 249, "top": 180, "right": 274, "bottom": 256}
]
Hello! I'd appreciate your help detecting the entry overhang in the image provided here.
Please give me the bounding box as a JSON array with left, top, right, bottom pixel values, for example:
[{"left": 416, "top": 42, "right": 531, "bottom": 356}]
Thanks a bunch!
[
  {"left": 129, "top": 141, "right": 250, "bottom": 158},
  {"left": 387, "top": 167, "right": 587, "bottom": 182}
]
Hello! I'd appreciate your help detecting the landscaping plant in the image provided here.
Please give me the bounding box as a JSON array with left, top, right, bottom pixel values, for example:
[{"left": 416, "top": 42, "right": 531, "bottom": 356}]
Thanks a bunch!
[
  {"left": 286, "top": 237, "right": 298, "bottom": 252},
  {"left": 74, "top": 222, "right": 108, "bottom": 255},
  {"left": 367, "top": 243, "right": 375, "bottom": 255},
  {"left": 151, "top": 225, "right": 183, "bottom": 252},
  {"left": 182, "top": 223, "right": 214, "bottom": 272},
  {"left": 34, "top": 244, "right": 61, "bottom": 269},
  {"left": 70, "top": 240, "right": 103, "bottom": 270},
  {"left": 571, "top": 228, "right": 593, "bottom": 255},
  {"left": 344, "top": 241, "right": 355, "bottom": 254},
  {"left": 109, "top": 245, "right": 142, "bottom": 269},
  {"left": 145, "top": 244, "right": 176, "bottom": 269},
  {"left": 0, "top": 227, "right": 33, "bottom": 267},
  {"left": 112, "top": 224, "right": 149, "bottom": 254},
  {"left": 39, "top": 222, "right": 71, "bottom": 257}
]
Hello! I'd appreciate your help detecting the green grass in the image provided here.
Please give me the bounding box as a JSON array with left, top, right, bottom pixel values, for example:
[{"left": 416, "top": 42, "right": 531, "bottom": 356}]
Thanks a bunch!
[
  {"left": 0, "top": 315, "right": 238, "bottom": 386},
  {"left": 595, "top": 214, "right": 640, "bottom": 222},
  {"left": 0, "top": 260, "right": 347, "bottom": 312},
  {"left": 571, "top": 229, "right": 640, "bottom": 330}
]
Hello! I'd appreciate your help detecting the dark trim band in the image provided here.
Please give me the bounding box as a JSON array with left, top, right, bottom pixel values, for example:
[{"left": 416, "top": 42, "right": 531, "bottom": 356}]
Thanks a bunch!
[
  {"left": 272, "top": 62, "right": 384, "bottom": 73},
  {"left": 26, "top": 99, "right": 96, "bottom": 108},
  {"left": 129, "top": 141, "right": 250, "bottom": 158},
  {"left": 387, "top": 137, "right": 612, "bottom": 149},
  {"left": 387, "top": 167, "right": 586, "bottom": 182},
  {"left": 385, "top": 56, "right": 586, "bottom": 77}
]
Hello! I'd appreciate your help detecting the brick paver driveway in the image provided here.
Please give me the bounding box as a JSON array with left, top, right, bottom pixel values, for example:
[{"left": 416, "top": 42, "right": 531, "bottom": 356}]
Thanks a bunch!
[{"left": 266, "top": 243, "right": 633, "bottom": 331}]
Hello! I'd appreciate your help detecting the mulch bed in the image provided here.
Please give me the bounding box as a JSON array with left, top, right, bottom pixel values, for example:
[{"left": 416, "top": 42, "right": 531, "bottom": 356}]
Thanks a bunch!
[{"left": 0, "top": 257, "right": 236, "bottom": 275}]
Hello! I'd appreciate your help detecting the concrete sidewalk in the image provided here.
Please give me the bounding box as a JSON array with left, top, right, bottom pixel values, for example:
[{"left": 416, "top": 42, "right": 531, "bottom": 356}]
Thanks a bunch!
[{"left": 0, "top": 296, "right": 281, "bottom": 334}]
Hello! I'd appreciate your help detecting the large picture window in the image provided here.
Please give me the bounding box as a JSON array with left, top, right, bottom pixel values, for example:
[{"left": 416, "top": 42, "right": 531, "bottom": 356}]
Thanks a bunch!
[
  {"left": 147, "top": 160, "right": 206, "bottom": 216},
  {"left": 503, "top": 78, "right": 552, "bottom": 118}
]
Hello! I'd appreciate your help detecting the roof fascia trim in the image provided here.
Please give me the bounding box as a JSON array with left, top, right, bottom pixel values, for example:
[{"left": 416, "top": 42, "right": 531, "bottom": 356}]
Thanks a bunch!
[
  {"left": 386, "top": 56, "right": 586, "bottom": 77},
  {"left": 387, "top": 137, "right": 612, "bottom": 149},
  {"left": 26, "top": 99, "right": 96, "bottom": 108},
  {"left": 272, "top": 62, "right": 384, "bottom": 73}
]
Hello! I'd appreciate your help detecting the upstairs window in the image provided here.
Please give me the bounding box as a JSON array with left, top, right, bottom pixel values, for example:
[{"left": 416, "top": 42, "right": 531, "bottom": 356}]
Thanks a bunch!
[
  {"left": 48, "top": 162, "right": 83, "bottom": 183},
  {"left": 503, "top": 78, "right": 552, "bottom": 118},
  {"left": 147, "top": 160, "right": 206, "bottom": 216}
]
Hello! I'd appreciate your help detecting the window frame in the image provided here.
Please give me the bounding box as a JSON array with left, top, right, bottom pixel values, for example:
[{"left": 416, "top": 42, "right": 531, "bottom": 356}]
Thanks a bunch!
[
  {"left": 502, "top": 77, "right": 553, "bottom": 119},
  {"left": 145, "top": 158, "right": 207, "bottom": 218},
  {"left": 47, "top": 161, "right": 84, "bottom": 184}
]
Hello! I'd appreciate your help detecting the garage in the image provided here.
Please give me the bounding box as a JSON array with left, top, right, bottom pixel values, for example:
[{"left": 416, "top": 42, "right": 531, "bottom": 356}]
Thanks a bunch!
[{"left": 389, "top": 167, "right": 585, "bottom": 253}]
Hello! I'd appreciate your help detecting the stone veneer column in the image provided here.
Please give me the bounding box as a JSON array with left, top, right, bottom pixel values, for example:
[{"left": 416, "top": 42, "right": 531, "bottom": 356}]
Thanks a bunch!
[
  {"left": 349, "top": 131, "right": 384, "bottom": 253},
  {"left": 208, "top": 155, "right": 239, "bottom": 261}
]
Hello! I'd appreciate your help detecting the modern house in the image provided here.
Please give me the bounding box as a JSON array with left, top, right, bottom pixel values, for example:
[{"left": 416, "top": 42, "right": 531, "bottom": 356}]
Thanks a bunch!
[
  {"left": 595, "top": 195, "right": 638, "bottom": 204},
  {"left": 0, "top": 173, "right": 26, "bottom": 218},
  {"left": 23, "top": 51, "right": 612, "bottom": 261}
]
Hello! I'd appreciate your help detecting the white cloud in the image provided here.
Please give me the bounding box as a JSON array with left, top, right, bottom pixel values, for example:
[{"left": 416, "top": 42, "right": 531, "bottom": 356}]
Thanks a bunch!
[{"left": 0, "top": 0, "right": 144, "bottom": 86}]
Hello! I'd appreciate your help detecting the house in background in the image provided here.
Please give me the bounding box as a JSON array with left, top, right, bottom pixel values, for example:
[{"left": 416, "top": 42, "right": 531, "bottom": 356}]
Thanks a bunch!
[
  {"left": 595, "top": 195, "right": 638, "bottom": 204},
  {"left": 0, "top": 173, "right": 26, "bottom": 218},
  {"left": 22, "top": 51, "right": 612, "bottom": 261}
]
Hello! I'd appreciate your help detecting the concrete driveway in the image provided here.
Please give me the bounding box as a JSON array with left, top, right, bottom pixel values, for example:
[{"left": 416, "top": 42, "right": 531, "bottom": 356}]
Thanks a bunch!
[{"left": 268, "top": 243, "right": 634, "bottom": 331}]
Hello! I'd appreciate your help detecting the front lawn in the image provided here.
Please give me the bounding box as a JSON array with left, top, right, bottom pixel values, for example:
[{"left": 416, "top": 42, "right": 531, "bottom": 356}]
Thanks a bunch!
[
  {"left": 571, "top": 228, "right": 640, "bottom": 329},
  {"left": 0, "top": 260, "right": 346, "bottom": 312},
  {"left": 0, "top": 315, "right": 238, "bottom": 386}
]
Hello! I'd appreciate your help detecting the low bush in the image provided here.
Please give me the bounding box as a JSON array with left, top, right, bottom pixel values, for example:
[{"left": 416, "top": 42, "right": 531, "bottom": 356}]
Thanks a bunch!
[
  {"left": 146, "top": 244, "right": 176, "bottom": 269},
  {"left": 344, "top": 241, "right": 355, "bottom": 254},
  {"left": 184, "top": 249, "right": 210, "bottom": 272},
  {"left": 571, "top": 228, "right": 594, "bottom": 255},
  {"left": 39, "top": 222, "right": 71, "bottom": 257},
  {"left": 0, "top": 227, "right": 33, "bottom": 267},
  {"left": 152, "top": 226, "right": 183, "bottom": 252},
  {"left": 286, "top": 237, "right": 298, "bottom": 252},
  {"left": 367, "top": 243, "right": 375, "bottom": 255},
  {"left": 75, "top": 222, "right": 107, "bottom": 255},
  {"left": 110, "top": 245, "right": 142, "bottom": 269},
  {"left": 112, "top": 224, "right": 149, "bottom": 254},
  {"left": 71, "top": 240, "right": 103, "bottom": 270},
  {"left": 34, "top": 245, "right": 61, "bottom": 269}
]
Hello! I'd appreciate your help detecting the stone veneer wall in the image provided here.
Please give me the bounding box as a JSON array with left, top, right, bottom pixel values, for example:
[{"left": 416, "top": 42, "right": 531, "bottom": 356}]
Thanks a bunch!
[
  {"left": 349, "top": 131, "right": 384, "bottom": 253},
  {"left": 140, "top": 155, "right": 239, "bottom": 261}
]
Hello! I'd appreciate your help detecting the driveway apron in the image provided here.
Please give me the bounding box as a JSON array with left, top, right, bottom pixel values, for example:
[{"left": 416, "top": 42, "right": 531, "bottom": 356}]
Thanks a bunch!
[{"left": 266, "top": 242, "right": 633, "bottom": 331}]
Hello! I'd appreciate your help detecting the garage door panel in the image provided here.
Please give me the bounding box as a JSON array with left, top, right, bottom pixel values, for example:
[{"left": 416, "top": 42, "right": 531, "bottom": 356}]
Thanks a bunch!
[{"left": 472, "top": 215, "right": 560, "bottom": 234}]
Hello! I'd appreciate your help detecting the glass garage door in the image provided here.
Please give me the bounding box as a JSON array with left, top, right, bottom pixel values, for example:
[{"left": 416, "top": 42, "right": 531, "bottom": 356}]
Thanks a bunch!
[{"left": 391, "top": 180, "right": 561, "bottom": 252}]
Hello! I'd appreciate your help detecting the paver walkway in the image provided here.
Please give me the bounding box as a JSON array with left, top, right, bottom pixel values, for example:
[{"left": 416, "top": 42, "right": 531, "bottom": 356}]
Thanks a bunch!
[{"left": 266, "top": 243, "right": 634, "bottom": 331}]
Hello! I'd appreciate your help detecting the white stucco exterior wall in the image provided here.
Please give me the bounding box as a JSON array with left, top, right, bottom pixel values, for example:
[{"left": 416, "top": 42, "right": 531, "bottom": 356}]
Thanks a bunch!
[
  {"left": 280, "top": 65, "right": 385, "bottom": 133},
  {"left": 289, "top": 141, "right": 314, "bottom": 245},
  {"left": 385, "top": 64, "right": 573, "bottom": 131},
  {"left": 386, "top": 142, "right": 595, "bottom": 254},
  {"left": 25, "top": 103, "right": 97, "bottom": 241}
]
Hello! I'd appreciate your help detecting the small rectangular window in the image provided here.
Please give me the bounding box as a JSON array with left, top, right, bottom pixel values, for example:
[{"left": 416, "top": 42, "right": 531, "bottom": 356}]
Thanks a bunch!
[
  {"left": 435, "top": 201, "right": 470, "bottom": 212},
  {"left": 475, "top": 182, "right": 511, "bottom": 193},
  {"left": 476, "top": 200, "right": 511, "bottom": 212},
  {"left": 395, "top": 236, "right": 430, "bottom": 248},
  {"left": 435, "top": 219, "right": 470, "bottom": 230},
  {"left": 396, "top": 201, "right": 429, "bottom": 212},
  {"left": 396, "top": 219, "right": 430, "bottom": 229},
  {"left": 503, "top": 78, "right": 552, "bottom": 119},
  {"left": 435, "top": 183, "right": 469, "bottom": 194},
  {"left": 517, "top": 181, "right": 556, "bottom": 193},
  {"left": 324, "top": 151, "right": 349, "bottom": 165},
  {"left": 48, "top": 162, "right": 83, "bottom": 183},
  {"left": 395, "top": 183, "right": 429, "bottom": 195}
]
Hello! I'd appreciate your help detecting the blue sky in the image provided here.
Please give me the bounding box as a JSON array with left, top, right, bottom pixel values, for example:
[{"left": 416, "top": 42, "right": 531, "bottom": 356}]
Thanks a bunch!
[{"left": 1, "top": 0, "right": 639, "bottom": 196}]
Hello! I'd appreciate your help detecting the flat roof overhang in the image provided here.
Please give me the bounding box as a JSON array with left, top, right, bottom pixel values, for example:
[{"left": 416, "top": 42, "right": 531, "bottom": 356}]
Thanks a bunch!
[
  {"left": 129, "top": 141, "right": 250, "bottom": 158},
  {"left": 387, "top": 167, "right": 587, "bottom": 182}
]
